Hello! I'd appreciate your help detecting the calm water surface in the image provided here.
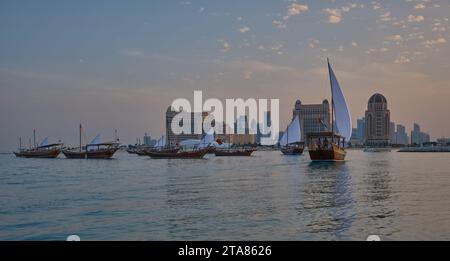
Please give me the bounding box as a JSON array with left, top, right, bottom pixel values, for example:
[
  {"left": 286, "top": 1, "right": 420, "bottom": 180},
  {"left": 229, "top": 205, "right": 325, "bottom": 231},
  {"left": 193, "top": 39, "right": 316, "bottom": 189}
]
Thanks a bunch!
[{"left": 1, "top": 150, "right": 450, "bottom": 240}]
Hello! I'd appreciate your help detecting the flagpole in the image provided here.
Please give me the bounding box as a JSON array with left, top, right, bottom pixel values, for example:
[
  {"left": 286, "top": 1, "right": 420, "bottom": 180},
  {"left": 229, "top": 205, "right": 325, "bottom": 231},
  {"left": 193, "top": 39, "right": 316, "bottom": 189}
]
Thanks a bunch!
[{"left": 327, "top": 58, "right": 334, "bottom": 144}]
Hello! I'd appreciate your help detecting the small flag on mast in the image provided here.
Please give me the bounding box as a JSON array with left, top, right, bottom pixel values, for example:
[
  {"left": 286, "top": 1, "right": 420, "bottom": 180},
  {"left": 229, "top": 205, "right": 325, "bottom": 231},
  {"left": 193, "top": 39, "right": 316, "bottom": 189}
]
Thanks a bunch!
[{"left": 318, "top": 118, "right": 328, "bottom": 130}]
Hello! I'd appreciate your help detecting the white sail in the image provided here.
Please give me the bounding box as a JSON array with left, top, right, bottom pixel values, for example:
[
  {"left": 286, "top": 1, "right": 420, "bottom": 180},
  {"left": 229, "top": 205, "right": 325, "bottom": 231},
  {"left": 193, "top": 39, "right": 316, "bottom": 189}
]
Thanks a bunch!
[
  {"left": 89, "top": 134, "right": 101, "bottom": 145},
  {"left": 155, "top": 136, "right": 161, "bottom": 148},
  {"left": 328, "top": 61, "right": 352, "bottom": 141},
  {"left": 280, "top": 115, "right": 301, "bottom": 146},
  {"left": 39, "top": 137, "right": 49, "bottom": 147},
  {"left": 199, "top": 129, "right": 215, "bottom": 148},
  {"left": 155, "top": 135, "right": 166, "bottom": 148}
]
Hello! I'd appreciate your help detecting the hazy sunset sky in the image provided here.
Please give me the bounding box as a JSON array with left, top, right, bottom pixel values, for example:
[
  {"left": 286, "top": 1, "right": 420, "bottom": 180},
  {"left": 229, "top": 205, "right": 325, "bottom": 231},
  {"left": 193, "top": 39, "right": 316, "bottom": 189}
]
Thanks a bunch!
[{"left": 1, "top": 0, "right": 450, "bottom": 150}]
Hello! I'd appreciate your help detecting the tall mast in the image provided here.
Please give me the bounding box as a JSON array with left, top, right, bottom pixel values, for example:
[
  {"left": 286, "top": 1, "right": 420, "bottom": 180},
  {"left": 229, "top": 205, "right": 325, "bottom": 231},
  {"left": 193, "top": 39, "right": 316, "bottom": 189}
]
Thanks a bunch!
[
  {"left": 327, "top": 58, "right": 334, "bottom": 143},
  {"left": 79, "top": 124, "right": 82, "bottom": 152},
  {"left": 286, "top": 122, "right": 289, "bottom": 146},
  {"left": 33, "top": 129, "right": 36, "bottom": 149},
  {"left": 19, "top": 137, "right": 22, "bottom": 151}
]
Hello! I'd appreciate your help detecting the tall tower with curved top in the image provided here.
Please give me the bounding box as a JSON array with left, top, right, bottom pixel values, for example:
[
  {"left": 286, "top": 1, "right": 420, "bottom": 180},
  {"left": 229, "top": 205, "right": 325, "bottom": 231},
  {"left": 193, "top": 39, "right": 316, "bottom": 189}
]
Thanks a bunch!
[{"left": 365, "top": 93, "right": 390, "bottom": 147}]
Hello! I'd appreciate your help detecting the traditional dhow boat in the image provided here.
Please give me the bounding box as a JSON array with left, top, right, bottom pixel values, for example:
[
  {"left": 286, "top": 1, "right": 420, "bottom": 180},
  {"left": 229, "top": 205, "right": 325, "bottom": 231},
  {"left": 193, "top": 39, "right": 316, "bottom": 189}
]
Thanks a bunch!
[
  {"left": 308, "top": 59, "right": 352, "bottom": 162},
  {"left": 280, "top": 115, "right": 304, "bottom": 155},
  {"left": 145, "top": 148, "right": 209, "bottom": 159},
  {"left": 62, "top": 124, "right": 87, "bottom": 159},
  {"left": 14, "top": 135, "right": 63, "bottom": 158},
  {"left": 85, "top": 134, "right": 120, "bottom": 159},
  {"left": 307, "top": 132, "right": 347, "bottom": 161}
]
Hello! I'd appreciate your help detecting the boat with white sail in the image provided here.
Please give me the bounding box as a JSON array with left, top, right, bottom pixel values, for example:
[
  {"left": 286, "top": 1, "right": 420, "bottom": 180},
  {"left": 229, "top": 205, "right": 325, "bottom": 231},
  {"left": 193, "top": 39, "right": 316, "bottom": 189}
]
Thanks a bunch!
[
  {"left": 144, "top": 134, "right": 209, "bottom": 159},
  {"left": 280, "top": 115, "right": 304, "bottom": 155},
  {"left": 307, "top": 59, "right": 352, "bottom": 161},
  {"left": 62, "top": 124, "right": 87, "bottom": 159},
  {"left": 14, "top": 130, "right": 63, "bottom": 158},
  {"left": 85, "top": 133, "right": 120, "bottom": 159}
]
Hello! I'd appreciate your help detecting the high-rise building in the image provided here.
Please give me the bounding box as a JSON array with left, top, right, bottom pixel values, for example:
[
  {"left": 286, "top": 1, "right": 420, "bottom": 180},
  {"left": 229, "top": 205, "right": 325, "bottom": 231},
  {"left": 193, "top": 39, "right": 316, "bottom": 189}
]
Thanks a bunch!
[
  {"left": 292, "top": 99, "right": 330, "bottom": 142},
  {"left": 143, "top": 133, "right": 157, "bottom": 146},
  {"left": 357, "top": 118, "right": 366, "bottom": 143},
  {"left": 257, "top": 111, "right": 271, "bottom": 144},
  {"left": 349, "top": 127, "right": 362, "bottom": 146},
  {"left": 166, "top": 106, "right": 209, "bottom": 146},
  {"left": 390, "top": 122, "right": 396, "bottom": 144},
  {"left": 395, "top": 124, "right": 409, "bottom": 145},
  {"left": 411, "top": 123, "right": 430, "bottom": 145},
  {"left": 365, "top": 93, "right": 391, "bottom": 147}
]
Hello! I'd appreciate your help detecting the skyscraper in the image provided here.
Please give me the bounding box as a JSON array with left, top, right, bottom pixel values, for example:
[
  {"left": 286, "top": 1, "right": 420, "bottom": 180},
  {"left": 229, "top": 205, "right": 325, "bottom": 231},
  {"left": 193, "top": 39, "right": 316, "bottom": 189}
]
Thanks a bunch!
[
  {"left": 395, "top": 124, "right": 409, "bottom": 145},
  {"left": 357, "top": 118, "right": 366, "bottom": 143},
  {"left": 257, "top": 111, "right": 271, "bottom": 144},
  {"left": 365, "top": 93, "right": 391, "bottom": 147},
  {"left": 292, "top": 99, "right": 330, "bottom": 142},
  {"left": 390, "top": 122, "right": 396, "bottom": 144},
  {"left": 411, "top": 123, "right": 431, "bottom": 145}
]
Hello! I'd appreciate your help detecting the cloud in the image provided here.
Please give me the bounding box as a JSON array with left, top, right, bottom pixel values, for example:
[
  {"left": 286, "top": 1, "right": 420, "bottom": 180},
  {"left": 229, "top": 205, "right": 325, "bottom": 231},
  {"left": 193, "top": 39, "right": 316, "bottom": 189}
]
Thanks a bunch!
[
  {"left": 239, "top": 26, "right": 250, "bottom": 33},
  {"left": 414, "top": 3, "right": 426, "bottom": 10},
  {"left": 422, "top": 37, "right": 447, "bottom": 48},
  {"left": 323, "top": 3, "right": 357, "bottom": 24},
  {"left": 272, "top": 20, "right": 286, "bottom": 29},
  {"left": 379, "top": 11, "right": 395, "bottom": 22},
  {"left": 394, "top": 56, "right": 411, "bottom": 64},
  {"left": 324, "top": 8, "right": 342, "bottom": 24},
  {"left": 408, "top": 15, "right": 425, "bottom": 23},
  {"left": 120, "top": 48, "right": 144, "bottom": 57},
  {"left": 287, "top": 3, "right": 309, "bottom": 17},
  {"left": 365, "top": 47, "right": 389, "bottom": 54},
  {"left": 384, "top": 35, "right": 403, "bottom": 42},
  {"left": 217, "top": 40, "right": 231, "bottom": 52},
  {"left": 273, "top": 2, "right": 308, "bottom": 29}
]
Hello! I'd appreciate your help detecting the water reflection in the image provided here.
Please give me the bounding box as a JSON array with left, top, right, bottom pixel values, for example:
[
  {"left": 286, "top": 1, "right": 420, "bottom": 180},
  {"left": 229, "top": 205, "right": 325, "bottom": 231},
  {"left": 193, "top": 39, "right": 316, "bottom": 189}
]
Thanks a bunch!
[
  {"left": 362, "top": 155, "right": 396, "bottom": 232},
  {"left": 298, "top": 162, "right": 355, "bottom": 239}
]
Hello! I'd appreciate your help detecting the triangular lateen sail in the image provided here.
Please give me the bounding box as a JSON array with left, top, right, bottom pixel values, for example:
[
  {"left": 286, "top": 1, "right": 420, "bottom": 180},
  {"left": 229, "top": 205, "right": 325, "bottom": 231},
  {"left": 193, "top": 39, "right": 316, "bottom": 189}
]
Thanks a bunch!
[
  {"left": 39, "top": 137, "right": 49, "bottom": 147},
  {"left": 154, "top": 135, "right": 166, "bottom": 148},
  {"left": 280, "top": 115, "right": 301, "bottom": 146},
  {"left": 89, "top": 134, "right": 101, "bottom": 145},
  {"left": 199, "top": 129, "right": 215, "bottom": 148},
  {"left": 328, "top": 61, "right": 352, "bottom": 141}
]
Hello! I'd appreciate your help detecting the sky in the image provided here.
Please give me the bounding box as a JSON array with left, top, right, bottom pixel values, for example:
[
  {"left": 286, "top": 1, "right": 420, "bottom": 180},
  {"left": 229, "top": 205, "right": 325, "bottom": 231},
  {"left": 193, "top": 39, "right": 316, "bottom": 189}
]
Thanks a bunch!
[{"left": 1, "top": 0, "right": 450, "bottom": 151}]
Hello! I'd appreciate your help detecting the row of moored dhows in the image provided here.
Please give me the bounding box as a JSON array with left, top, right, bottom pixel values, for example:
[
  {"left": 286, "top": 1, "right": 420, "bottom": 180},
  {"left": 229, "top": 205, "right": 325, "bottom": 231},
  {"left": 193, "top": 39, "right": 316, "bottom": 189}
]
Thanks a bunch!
[
  {"left": 15, "top": 60, "right": 352, "bottom": 162},
  {"left": 14, "top": 125, "right": 120, "bottom": 159}
]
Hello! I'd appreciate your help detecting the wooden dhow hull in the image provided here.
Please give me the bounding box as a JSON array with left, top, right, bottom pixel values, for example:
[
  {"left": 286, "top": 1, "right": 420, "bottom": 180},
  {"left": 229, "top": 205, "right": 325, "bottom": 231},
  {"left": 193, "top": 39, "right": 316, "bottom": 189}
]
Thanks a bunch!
[
  {"left": 146, "top": 149, "right": 208, "bottom": 159},
  {"left": 281, "top": 147, "right": 304, "bottom": 155},
  {"left": 14, "top": 149, "right": 61, "bottom": 158},
  {"left": 62, "top": 150, "right": 86, "bottom": 159},
  {"left": 309, "top": 144, "right": 346, "bottom": 161},
  {"left": 86, "top": 148, "right": 119, "bottom": 159}
]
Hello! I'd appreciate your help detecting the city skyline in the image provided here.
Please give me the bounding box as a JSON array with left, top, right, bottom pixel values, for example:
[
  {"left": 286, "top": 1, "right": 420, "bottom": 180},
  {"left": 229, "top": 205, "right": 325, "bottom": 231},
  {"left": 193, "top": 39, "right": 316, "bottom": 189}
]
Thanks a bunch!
[{"left": 1, "top": 0, "right": 450, "bottom": 150}]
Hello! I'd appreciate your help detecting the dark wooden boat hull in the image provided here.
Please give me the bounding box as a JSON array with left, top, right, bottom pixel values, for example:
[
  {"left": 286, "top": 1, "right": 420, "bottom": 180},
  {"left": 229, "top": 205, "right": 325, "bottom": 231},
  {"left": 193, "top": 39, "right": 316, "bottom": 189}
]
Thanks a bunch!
[
  {"left": 308, "top": 145, "right": 346, "bottom": 161},
  {"left": 86, "top": 148, "right": 119, "bottom": 159},
  {"left": 281, "top": 147, "right": 304, "bottom": 155},
  {"left": 14, "top": 149, "right": 61, "bottom": 158},
  {"left": 146, "top": 149, "right": 208, "bottom": 159},
  {"left": 62, "top": 150, "right": 86, "bottom": 159},
  {"left": 143, "top": 148, "right": 179, "bottom": 155},
  {"left": 135, "top": 150, "right": 148, "bottom": 156},
  {"left": 214, "top": 149, "right": 255, "bottom": 157}
]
